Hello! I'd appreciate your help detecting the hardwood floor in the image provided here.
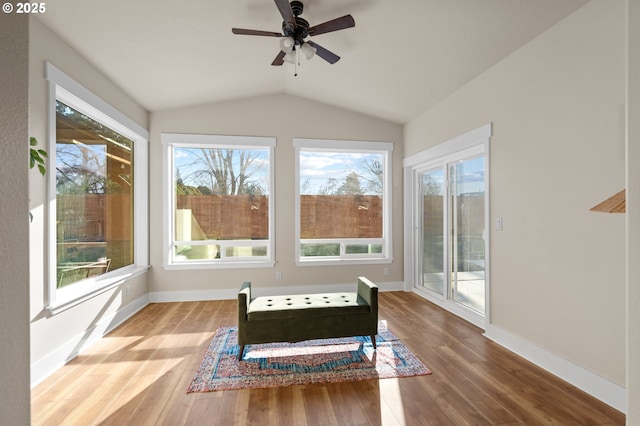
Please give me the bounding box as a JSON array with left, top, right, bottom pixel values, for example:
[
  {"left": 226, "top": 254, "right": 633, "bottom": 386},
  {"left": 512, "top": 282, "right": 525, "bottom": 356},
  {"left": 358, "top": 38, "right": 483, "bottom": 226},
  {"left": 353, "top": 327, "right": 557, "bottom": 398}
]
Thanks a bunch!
[{"left": 32, "top": 292, "right": 625, "bottom": 425}]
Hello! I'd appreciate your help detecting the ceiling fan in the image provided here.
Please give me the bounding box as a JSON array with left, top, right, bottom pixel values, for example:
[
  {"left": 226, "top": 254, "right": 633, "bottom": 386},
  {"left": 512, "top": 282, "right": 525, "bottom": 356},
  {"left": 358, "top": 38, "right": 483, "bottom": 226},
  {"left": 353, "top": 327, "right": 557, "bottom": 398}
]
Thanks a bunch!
[{"left": 232, "top": 0, "right": 355, "bottom": 68}]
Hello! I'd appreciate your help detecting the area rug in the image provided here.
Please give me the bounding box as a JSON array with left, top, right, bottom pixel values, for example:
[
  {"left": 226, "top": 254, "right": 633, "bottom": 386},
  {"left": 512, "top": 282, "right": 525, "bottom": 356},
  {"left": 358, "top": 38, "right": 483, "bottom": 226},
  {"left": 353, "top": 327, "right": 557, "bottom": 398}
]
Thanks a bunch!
[{"left": 187, "top": 321, "right": 431, "bottom": 393}]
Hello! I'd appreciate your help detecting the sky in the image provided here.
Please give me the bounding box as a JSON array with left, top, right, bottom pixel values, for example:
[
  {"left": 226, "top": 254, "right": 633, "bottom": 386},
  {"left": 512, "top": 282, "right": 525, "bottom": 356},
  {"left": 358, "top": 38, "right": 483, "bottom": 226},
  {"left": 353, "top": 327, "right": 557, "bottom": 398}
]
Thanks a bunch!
[
  {"left": 299, "top": 150, "right": 383, "bottom": 195},
  {"left": 423, "top": 156, "right": 485, "bottom": 196}
]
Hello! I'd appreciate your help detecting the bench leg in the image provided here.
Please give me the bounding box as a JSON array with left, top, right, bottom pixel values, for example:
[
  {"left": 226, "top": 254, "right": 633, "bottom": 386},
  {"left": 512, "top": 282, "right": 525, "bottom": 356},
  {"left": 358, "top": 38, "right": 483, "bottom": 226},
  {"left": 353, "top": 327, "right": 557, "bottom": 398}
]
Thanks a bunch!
[
  {"left": 371, "top": 335, "right": 377, "bottom": 349},
  {"left": 238, "top": 345, "right": 245, "bottom": 361}
]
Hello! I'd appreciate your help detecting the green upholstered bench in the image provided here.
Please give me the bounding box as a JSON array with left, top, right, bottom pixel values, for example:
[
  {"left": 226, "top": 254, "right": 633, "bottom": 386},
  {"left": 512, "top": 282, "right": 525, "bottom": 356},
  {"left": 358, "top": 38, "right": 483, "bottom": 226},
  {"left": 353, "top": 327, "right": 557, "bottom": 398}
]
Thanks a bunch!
[{"left": 237, "top": 276, "right": 378, "bottom": 360}]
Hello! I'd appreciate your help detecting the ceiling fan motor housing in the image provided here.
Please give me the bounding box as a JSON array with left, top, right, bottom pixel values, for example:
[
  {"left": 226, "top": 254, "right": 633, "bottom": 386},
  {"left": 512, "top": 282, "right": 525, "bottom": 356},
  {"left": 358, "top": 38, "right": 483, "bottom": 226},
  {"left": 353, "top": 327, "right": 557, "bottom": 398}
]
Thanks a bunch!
[
  {"left": 282, "top": 17, "right": 310, "bottom": 44},
  {"left": 290, "top": 1, "right": 304, "bottom": 16},
  {"left": 282, "top": 0, "right": 306, "bottom": 40}
]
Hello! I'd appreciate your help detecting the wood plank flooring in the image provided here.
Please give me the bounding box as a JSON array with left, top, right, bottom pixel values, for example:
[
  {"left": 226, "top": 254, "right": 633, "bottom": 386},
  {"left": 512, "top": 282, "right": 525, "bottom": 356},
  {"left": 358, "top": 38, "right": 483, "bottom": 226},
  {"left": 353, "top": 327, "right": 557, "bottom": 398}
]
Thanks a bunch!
[{"left": 32, "top": 292, "right": 625, "bottom": 425}]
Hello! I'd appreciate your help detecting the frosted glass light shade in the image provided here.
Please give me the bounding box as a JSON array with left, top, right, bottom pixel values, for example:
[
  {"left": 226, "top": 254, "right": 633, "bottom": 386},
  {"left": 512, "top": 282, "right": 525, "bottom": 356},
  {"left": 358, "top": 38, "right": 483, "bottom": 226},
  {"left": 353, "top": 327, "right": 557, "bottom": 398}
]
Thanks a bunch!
[
  {"left": 283, "top": 51, "right": 296, "bottom": 64},
  {"left": 300, "top": 42, "right": 316, "bottom": 60},
  {"left": 279, "top": 37, "right": 295, "bottom": 53}
]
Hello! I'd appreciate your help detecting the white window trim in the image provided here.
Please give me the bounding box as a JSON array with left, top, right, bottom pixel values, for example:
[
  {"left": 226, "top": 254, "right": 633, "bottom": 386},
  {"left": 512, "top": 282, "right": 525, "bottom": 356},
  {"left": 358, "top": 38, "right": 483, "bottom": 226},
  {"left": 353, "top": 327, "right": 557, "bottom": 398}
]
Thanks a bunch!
[
  {"left": 161, "top": 133, "right": 276, "bottom": 269},
  {"left": 45, "top": 62, "right": 149, "bottom": 314},
  {"left": 293, "top": 138, "right": 393, "bottom": 266}
]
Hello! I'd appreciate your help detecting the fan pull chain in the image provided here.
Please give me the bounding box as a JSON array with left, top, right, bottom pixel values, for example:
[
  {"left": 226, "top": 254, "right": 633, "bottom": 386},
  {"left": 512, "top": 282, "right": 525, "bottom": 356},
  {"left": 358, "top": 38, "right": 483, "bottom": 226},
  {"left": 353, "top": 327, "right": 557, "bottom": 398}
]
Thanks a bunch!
[{"left": 294, "top": 48, "right": 299, "bottom": 76}]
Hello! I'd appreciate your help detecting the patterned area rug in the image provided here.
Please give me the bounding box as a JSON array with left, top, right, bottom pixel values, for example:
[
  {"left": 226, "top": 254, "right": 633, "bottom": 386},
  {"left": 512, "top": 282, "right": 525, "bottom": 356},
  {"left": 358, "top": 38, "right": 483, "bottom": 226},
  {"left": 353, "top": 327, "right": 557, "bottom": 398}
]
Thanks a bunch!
[{"left": 187, "top": 321, "right": 431, "bottom": 393}]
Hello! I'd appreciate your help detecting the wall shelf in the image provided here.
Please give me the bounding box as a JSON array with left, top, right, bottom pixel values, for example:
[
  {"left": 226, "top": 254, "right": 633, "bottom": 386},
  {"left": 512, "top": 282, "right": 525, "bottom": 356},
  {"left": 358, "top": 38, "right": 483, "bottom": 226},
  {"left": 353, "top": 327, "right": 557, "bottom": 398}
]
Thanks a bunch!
[{"left": 590, "top": 189, "right": 625, "bottom": 213}]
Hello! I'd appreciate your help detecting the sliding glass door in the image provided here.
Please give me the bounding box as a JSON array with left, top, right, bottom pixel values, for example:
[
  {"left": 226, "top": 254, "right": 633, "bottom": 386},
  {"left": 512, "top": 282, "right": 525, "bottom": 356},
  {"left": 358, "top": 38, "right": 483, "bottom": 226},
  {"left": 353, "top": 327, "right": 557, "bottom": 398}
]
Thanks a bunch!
[
  {"left": 417, "top": 155, "right": 486, "bottom": 318},
  {"left": 420, "top": 168, "right": 446, "bottom": 296},
  {"left": 449, "top": 156, "right": 485, "bottom": 314},
  {"left": 407, "top": 125, "right": 490, "bottom": 328}
]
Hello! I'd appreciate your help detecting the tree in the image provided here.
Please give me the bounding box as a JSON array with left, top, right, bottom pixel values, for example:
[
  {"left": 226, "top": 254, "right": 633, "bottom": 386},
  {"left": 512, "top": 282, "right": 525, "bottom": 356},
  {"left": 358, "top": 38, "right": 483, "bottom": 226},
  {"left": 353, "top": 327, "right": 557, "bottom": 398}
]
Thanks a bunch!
[
  {"left": 175, "top": 169, "right": 202, "bottom": 195},
  {"left": 318, "top": 178, "right": 339, "bottom": 195},
  {"left": 181, "top": 148, "right": 266, "bottom": 195},
  {"left": 316, "top": 172, "right": 367, "bottom": 196},
  {"left": 197, "top": 186, "right": 212, "bottom": 195},
  {"left": 56, "top": 143, "right": 106, "bottom": 194},
  {"left": 337, "top": 157, "right": 383, "bottom": 196},
  {"left": 422, "top": 174, "right": 442, "bottom": 196},
  {"left": 336, "top": 172, "right": 363, "bottom": 195},
  {"left": 361, "top": 159, "right": 383, "bottom": 195}
]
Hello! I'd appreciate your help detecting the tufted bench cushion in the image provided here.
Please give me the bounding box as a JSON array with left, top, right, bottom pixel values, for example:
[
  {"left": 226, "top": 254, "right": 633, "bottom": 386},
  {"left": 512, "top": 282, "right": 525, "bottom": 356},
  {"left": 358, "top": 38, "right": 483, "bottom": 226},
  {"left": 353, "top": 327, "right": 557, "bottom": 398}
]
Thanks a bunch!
[{"left": 247, "top": 292, "right": 370, "bottom": 321}]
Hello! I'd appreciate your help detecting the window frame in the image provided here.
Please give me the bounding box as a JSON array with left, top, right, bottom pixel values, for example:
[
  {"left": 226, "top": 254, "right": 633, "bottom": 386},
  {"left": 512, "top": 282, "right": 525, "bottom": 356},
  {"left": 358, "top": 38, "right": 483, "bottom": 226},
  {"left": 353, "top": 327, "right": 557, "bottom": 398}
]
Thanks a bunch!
[
  {"left": 293, "top": 138, "right": 393, "bottom": 266},
  {"left": 161, "top": 133, "right": 276, "bottom": 269},
  {"left": 45, "top": 62, "right": 149, "bottom": 314}
]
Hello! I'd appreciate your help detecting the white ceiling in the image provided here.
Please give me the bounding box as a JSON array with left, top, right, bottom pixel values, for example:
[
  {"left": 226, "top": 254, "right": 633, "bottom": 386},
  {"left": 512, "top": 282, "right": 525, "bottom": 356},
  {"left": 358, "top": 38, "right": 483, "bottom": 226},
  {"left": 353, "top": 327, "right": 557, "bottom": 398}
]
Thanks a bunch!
[{"left": 37, "top": 0, "right": 588, "bottom": 124}]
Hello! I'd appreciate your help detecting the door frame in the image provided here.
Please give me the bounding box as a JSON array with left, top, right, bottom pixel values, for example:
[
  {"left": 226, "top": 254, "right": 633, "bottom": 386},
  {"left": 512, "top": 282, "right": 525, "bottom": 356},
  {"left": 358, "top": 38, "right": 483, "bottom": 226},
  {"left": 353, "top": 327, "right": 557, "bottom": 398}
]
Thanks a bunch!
[{"left": 403, "top": 123, "right": 492, "bottom": 329}]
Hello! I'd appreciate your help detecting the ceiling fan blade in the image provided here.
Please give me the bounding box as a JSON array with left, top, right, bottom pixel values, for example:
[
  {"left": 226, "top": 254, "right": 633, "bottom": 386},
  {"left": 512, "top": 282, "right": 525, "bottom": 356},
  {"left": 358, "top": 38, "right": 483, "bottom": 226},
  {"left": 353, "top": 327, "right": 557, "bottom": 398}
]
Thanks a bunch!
[
  {"left": 306, "top": 41, "right": 340, "bottom": 64},
  {"left": 232, "top": 28, "right": 282, "bottom": 37},
  {"left": 308, "top": 15, "right": 355, "bottom": 36},
  {"left": 274, "top": 0, "right": 296, "bottom": 30},
  {"left": 271, "top": 51, "right": 286, "bottom": 66}
]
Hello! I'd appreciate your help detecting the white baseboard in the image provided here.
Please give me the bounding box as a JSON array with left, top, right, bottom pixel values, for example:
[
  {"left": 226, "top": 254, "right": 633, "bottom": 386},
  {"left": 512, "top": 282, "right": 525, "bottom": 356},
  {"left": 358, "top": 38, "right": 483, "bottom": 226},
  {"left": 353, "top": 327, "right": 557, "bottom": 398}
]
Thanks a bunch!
[
  {"left": 30, "top": 294, "right": 149, "bottom": 388},
  {"left": 149, "top": 288, "right": 238, "bottom": 302},
  {"left": 149, "top": 281, "right": 405, "bottom": 303},
  {"left": 484, "top": 324, "right": 626, "bottom": 413}
]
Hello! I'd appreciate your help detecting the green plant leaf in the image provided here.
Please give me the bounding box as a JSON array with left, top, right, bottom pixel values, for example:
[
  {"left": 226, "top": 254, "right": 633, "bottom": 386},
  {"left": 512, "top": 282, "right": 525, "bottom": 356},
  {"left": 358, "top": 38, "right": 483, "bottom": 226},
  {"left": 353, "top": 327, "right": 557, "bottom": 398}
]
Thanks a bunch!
[{"left": 29, "top": 137, "right": 47, "bottom": 176}]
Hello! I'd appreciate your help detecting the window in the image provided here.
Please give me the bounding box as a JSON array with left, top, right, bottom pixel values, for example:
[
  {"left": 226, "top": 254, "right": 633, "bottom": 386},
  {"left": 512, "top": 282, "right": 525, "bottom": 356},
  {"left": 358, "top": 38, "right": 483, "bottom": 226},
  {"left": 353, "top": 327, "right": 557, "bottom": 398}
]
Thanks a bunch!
[
  {"left": 46, "top": 62, "right": 149, "bottom": 312},
  {"left": 294, "top": 138, "right": 393, "bottom": 265},
  {"left": 162, "top": 133, "right": 275, "bottom": 268}
]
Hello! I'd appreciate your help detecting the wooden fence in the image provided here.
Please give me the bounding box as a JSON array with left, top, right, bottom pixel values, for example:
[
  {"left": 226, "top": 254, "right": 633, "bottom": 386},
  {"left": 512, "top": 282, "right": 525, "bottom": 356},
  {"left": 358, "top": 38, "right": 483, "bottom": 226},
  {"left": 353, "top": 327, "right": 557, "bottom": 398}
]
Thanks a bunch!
[
  {"left": 177, "top": 195, "right": 269, "bottom": 240},
  {"left": 57, "top": 194, "right": 131, "bottom": 242},
  {"left": 56, "top": 194, "right": 385, "bottom": 241},
  {"left": 56, "top": 194, "right": 486, "bottom": 242},
  {"left": 177, "top": 194, "right": 383, "bottom": 239},
  {"left": 423, "top": 194, "right": 485, "bottom": 235},
  {"left": 299, "top": 195, "right": 382, "bottom": 239}
]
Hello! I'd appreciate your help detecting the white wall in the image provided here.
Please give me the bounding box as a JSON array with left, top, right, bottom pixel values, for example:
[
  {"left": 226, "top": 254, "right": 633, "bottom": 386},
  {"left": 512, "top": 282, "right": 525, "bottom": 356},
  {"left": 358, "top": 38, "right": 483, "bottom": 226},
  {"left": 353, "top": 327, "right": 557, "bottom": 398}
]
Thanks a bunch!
[
  {"left": 28, "top": 18, "right": 150, "bottom": 385},
  {"left": 149, "top": 94, "right": 403, "bottom": 298},
  {"left": 626, "top": 0, "right": 640, "bottom": 421},
  {"left": 0, "top": 13, "right": 31, "bottom": 426},
  {"left": 405, "top": 0, "right": 625, "bottom": 390}
]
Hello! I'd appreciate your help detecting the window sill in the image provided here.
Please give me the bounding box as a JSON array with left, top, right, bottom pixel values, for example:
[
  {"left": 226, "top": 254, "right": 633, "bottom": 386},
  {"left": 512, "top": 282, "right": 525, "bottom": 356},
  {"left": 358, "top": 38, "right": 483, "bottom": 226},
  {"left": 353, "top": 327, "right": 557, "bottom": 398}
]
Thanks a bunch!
[
  {"left": 296, "top": 257, "right": 393, "bottom": 267},
  {"left": 163, "top": 261, "right": 275, "bottom": 270},
  {"left": 46, "top": 265, "right": 150, "bottom": 316}
]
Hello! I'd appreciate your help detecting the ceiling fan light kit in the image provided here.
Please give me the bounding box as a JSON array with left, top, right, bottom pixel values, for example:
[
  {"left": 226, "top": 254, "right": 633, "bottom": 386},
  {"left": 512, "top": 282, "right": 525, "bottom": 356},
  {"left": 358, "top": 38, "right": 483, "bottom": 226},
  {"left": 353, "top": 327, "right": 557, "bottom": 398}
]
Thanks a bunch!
[
  {"left": 279, "top": 37, "right": 295, "bottom": 53},
  {"left": 232, "top": 0, "right": 355, "bottom": 75},
  {"left": 300, "top": 42, "right": 316, "bottom": 60}
]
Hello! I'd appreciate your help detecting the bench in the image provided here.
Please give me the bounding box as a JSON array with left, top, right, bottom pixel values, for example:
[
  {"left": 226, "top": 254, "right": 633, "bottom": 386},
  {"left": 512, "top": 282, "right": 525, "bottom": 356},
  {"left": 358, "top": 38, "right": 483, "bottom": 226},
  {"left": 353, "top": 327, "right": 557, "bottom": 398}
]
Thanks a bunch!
[{"left": 237, "top": 277, "right": 378, "bottom": 360}]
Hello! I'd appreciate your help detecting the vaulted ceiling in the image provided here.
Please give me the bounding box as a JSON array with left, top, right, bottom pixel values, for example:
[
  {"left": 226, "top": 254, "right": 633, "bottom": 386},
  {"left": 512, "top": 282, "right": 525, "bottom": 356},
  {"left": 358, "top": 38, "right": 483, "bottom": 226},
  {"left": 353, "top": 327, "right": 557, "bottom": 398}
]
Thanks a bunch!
[{"left": 37, "top": 0, "right": 589, "bottom": 123}]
